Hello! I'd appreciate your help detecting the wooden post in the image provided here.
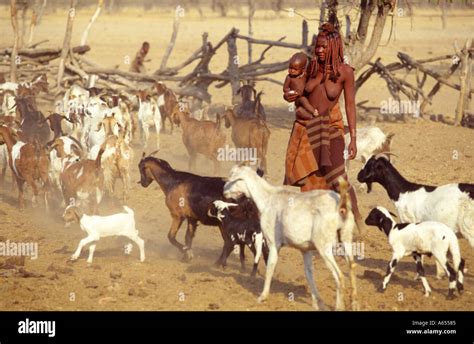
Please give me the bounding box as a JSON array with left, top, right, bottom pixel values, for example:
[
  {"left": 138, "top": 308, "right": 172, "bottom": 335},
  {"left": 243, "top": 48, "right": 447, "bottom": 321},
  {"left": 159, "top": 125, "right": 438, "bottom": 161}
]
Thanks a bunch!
[
  {"left": 247, "top": 0, "right": 255, "bottom": 64},
  {"left": 27, "top": 4, "right": 37, "bottom": 47},
  {"left": 420, "top": 58, "right": 460, "bottom": 115},
  {"left": 227, "top": 28, "right": 240, "bottom": 104},
  {"left": 57, "top": 0, "right": 77, "bottom": 88},
  {"left": 81, "top": 0, "right": 104, "bottom": 46},
  {"left": 10, "top": 0, "right": 19, "bottom": 83},
  {"left": 160, "top": 6, "right": 181, "bottom": 71},
  {"left": 302, "top": 20, "right": 308, "bottom": 48},
  {"left": 455, "top": 39, "right": 472, "bottom": 125}
]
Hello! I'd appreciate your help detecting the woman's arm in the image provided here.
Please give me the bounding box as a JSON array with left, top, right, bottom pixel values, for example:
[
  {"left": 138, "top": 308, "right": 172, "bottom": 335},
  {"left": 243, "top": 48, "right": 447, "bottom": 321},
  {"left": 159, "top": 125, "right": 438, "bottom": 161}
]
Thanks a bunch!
[{"left": 343, "top": 66, "right": 357, "bottom": 160}]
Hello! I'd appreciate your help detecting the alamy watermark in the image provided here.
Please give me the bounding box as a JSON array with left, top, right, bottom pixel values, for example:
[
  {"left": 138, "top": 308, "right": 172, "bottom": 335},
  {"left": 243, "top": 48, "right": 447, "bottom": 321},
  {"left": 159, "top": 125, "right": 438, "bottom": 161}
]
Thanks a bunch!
[
  {"left": 380, "top": 97, "right": 421, "bottom": 117},
  {"left": 326, "top": 242, "right": 365, "bottom": 261},
  {"left": 217, "top": 145, "right": 257, "bottom": 165},
  {"left": 0, "top": 240, "right": 38, "bottom": 260}
]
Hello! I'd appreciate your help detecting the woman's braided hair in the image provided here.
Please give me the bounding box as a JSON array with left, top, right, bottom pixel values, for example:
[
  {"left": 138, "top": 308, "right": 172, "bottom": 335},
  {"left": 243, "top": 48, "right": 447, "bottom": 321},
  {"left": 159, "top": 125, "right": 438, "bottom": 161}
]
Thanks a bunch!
[{"left": 309, "top": 23, "right": 344, "bottom": 82}]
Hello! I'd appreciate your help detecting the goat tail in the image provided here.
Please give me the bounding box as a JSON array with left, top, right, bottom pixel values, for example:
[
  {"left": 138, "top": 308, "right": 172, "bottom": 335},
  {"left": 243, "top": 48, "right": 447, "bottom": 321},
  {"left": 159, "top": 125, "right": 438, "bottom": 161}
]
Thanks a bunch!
[
  {"left": 337, "top": 177, "right": 352, "bottom": 221},
  {"left": 123, "top": 206, "right": 134, "bottom": 215},
  {"left": 95, "top": 146, "right": 104, "bottom": 171}
]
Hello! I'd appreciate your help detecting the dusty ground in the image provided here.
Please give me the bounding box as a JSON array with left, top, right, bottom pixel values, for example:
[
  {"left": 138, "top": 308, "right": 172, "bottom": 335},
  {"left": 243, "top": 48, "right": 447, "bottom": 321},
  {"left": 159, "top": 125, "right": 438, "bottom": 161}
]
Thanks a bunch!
[{"left": 0, "top": 6, "right": 473, "bottom": 311}]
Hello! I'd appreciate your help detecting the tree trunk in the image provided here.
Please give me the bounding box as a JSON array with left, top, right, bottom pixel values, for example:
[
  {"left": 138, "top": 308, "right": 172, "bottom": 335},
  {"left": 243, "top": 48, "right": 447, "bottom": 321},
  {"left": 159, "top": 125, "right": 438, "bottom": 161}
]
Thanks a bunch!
[
  {"left": 227, "top": 29, "right": 240, "bottom": 104},
  {"left": 247, "top": 0, "right": 255, "bottom": 64},
  {"left": 57, "top": 0, "right": 77, "bottom": 88},
  {"left": 455, "top": 39, "right": 472, "bottom": 125},
  {"left": 10, "top": 0, "right": 19, "bottom": 83},
  {"left": 80, "top": 0, "right": 104, "bottom": 46},
  {"left": 160, "top": 8, "right": 181, "bottom": 71}
]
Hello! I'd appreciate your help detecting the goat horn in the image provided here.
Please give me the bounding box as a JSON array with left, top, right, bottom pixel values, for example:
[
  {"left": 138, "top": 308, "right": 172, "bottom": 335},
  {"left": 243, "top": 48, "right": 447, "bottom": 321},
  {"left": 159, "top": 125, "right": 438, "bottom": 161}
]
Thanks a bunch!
[
  {"left": 149, "top": 150, "right": 160, "bottom": 157},
  {"left": 374, "top": 152, "right": 398, "bottom": 160}
]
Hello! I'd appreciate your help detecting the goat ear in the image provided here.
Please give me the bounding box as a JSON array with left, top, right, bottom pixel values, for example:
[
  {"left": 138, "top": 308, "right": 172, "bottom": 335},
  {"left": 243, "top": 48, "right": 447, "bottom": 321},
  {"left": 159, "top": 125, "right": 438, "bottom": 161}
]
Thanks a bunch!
[
  {"left": 389, "top": 211, "right": 398, "bottom": 218},
  {"left": 141, "top": 152, "right": 146, "bottom": 159},
  {"left": 256, "top": 168, "right": 264, "bottom": 177}
]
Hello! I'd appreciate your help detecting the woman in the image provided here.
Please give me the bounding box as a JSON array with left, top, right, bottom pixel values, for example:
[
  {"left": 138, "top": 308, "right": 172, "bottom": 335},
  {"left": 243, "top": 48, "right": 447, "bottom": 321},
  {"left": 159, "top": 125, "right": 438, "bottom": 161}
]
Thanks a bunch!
[{"left": 283, "top": 23, "right": 362, "bottom": 223}]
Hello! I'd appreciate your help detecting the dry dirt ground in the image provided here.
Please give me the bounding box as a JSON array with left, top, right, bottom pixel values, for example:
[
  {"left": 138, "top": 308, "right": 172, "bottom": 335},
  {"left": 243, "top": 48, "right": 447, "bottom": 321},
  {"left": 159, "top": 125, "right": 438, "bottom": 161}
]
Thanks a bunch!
[{"left": 0, "top": 6, "right": 473, "bottom": 311}]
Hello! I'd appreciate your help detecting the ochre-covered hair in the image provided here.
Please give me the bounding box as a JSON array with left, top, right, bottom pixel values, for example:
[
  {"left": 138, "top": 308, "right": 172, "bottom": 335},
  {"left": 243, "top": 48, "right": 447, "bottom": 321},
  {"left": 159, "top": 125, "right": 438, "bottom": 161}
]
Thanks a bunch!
[{"left": 309, "top": 23, "right": 344, "bottom": 81}]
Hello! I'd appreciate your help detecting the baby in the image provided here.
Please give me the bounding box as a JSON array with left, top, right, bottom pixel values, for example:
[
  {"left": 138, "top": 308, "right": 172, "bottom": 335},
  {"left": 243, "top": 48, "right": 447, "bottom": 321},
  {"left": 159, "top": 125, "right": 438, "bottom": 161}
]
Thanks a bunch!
[{"left": 283, "top": 52, "right": 318, "bottom": 118}]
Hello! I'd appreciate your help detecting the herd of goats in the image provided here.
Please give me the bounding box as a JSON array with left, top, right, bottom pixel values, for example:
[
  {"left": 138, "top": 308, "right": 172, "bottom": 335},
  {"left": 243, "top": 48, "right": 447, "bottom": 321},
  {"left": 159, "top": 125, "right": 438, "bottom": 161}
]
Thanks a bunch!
[{"left": 0, "top": 73, "right": 473, "bottom": 310}]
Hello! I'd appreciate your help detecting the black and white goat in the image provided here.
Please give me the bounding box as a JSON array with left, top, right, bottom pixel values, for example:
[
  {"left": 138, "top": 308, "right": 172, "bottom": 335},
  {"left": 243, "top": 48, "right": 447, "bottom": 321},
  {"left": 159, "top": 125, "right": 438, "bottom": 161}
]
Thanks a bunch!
[
  {"left": 207, "top": 199, "right": 268, "bottom": 276},
  {"left": 365, "top": 207, "right": 465, "bottom": 299},
  {"left": 357, "top": 154, "right": 474, "bottom": 247}
]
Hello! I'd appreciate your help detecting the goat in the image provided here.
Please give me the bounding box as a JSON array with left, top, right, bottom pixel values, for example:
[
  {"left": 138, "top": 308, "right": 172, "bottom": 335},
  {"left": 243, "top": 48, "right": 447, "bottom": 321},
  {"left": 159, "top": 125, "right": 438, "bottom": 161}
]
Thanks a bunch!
[
  {"left": 14, "top": 96, "right": 50, "bottom": 146},
  {"left": 138, "top": 155, "right": 231, "bottom": 263},
  {"left": 39, "top": 113, "right": 75, "bottom": 144},
  {"left": 344, "top": 127, "right": 395, "bottom": 165},
  {"left": 0, "top": 125, "right": 50, "bottom": 209},
  {"left": 365, "top": 206, "right": 465, "bottom": 299},
  {"left": 63, "top": 204, "right": 145, "bottom": 264},
  {"left": 357, "top": 154, "right": 474, "bottom": 278},
  {"left": 171, "top": 105, "right": 226, "bottom": 174},
  {"left": 48, "top": 136, "right": 84, "bottom": 192},
  {"left": 91, "top": 124, "right": 133, "bottom": 200},
  {"left": 136, "top": 90, "right": 162, "bottom": 149},
  {"left": 234, "top": 84, "right": 266, "bottom": 120},
  {"left": 207, "top": 198, "right": 268, "bottom": 276},
  {"left": 60, "top": 150, "right": 104, "bottom": 214},
  {"left": 222, "top": 107, "right": 270, "bottom": 172},
  {"left": 223, "top": 165, "right": 358, "bottom": 310},
  {"left": 154, "top": 82, "right": 176, "bottom": 133}
]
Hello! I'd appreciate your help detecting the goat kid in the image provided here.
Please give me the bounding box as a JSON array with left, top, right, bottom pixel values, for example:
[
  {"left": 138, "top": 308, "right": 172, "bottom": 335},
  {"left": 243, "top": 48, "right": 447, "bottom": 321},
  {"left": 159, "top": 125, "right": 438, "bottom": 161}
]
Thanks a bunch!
[
  {"left": 365, "top": 207, "right": 465, "bottom": 299},
  {"left": 63, "top": 204, "right": 145, "bottom": 264},
  {"left": 207, "top": 198, "right": 268, "bottom": 276}
]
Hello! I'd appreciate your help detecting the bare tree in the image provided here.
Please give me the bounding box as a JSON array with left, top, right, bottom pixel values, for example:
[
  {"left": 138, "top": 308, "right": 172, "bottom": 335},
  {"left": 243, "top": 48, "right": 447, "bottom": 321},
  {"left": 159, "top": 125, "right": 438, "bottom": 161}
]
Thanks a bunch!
[{"left": 336, "top": 0, "right": 395, "bottom": 71}]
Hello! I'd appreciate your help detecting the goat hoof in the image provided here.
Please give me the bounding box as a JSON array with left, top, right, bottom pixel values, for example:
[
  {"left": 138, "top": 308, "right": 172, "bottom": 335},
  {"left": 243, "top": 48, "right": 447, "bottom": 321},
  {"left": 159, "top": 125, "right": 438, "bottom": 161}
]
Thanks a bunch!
[
  {"left": 457, "top": 282, "right": 464, "bottom": 293},
  {"left": 257, "top": 295, "right": 267, "bottom": 304},
  {"left": 424, "top": 290, "right": 432, "bottom": 297},
  {"left": 446, "top": 292, "right": 456, "bottom": 300}
]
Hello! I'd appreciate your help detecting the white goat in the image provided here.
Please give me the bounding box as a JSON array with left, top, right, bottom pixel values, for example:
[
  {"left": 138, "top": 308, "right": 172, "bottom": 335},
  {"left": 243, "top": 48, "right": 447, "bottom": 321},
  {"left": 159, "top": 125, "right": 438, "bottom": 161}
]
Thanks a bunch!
[
  {"left": 365, "top": 206, "right": 465, "bottom": 299},
  {"left": 358, "top": 154, "right": 474, "bottom": 279},
  {"left": 223, "top": 165, "right": 358, "bottom": 311},
  {"left": 344, "top": 127, "right": 394, "bottom": 167},
  {"left": 137, "top": 91, "right": 162, "bottom": 149},
  {"left": 62, "top": 204, "right": 145, "bottom": 264}
]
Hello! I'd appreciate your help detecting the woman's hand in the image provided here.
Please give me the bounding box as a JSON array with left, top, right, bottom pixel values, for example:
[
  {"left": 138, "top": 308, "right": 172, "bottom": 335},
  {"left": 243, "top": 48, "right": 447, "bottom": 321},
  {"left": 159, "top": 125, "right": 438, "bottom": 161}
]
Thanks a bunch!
[
  {"left": 283, "top": 90, "right": 299, "bottom": 102},
  {"left": 347, "top": 139, "right": 357, "bottom": 160}
]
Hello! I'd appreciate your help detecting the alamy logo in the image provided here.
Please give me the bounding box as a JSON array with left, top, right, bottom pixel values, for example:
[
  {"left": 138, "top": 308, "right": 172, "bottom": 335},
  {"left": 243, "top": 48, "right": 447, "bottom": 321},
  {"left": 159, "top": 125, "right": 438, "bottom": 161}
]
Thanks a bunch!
[
  {"left": 0, "top": 240, "right": 38, "bottom": 260},
  {"left": 18, "top": 318, "right": 55, "bottom": 337}
]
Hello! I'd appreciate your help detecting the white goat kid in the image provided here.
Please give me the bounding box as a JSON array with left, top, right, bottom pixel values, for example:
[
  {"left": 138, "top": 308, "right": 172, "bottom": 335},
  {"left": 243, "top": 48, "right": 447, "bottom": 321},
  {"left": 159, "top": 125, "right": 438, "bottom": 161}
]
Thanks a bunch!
[
  {"left": 223, "top": 165, "right": 358, "bottom": 311},
  {"left": 365, "top": 206, "right": 465, "bottom": 299},
  {"left": 62, "top": 204, "right": 145, "bottom": 264}
]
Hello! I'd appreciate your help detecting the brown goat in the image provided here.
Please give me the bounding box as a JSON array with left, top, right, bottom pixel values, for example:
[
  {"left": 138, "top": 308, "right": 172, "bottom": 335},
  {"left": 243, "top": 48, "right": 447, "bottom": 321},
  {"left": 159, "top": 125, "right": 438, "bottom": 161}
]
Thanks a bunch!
[
  {"left": 222, "top": 107, "right": 270, "bottom": 172},
  {"left": 0, "top": 126, "right": 50, "bottom": 209},
  {"left": 234, "top": 84, "right": 266, "bottom": 120},
  {"left": 60, "top": 151, "right": 104, "bottom": 214},
  {"left": 96, "top": 124, "right": 133, "bottom": 200},
  {"left": 171, "top": 105, "right": 226, "bottom": 174},
  {"left": 155, "top": 82, "right": 177, "bottom": 133}
]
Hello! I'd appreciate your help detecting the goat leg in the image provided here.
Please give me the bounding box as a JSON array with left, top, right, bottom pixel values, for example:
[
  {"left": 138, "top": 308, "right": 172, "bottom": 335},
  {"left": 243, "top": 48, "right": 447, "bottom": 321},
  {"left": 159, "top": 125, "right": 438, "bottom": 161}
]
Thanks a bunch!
[
  {"left": 239, "top": 243, "right": 246, "bottom": 272},
  {"left": 167, "top": 217, "right": 187, "bottom": 257},
  {"left": 183, "top": 219, "right": 198, "bottom": 261}
]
